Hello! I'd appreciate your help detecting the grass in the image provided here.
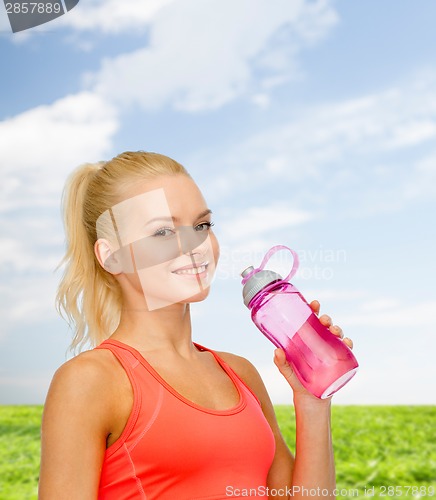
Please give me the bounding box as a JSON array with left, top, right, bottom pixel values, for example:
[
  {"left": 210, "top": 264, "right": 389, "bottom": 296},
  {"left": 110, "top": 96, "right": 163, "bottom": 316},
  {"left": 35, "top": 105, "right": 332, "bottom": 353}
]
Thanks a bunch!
[
  {"left": 275, "top": 405, "right": 436, "bottom": 498},
  {"left": 1, "top": 405, "right": 435, "bottom": 499},
  {"left": 0, "top": 406, "right": 42, "bottom": 500}
]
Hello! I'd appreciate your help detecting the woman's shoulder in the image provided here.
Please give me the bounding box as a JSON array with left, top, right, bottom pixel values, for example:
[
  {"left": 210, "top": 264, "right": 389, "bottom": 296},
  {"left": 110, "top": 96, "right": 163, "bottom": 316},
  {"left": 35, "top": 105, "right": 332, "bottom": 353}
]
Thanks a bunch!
[
  {"left": 40, "top": 346, "right": 129, "bottom": 474},
  {"left": 214, "top": 349, "right": 281, "bottom": 440},
  {"left": 213, "top": 349, "right": 267, "bottom": 396},
  {"left": 214, "top": 350, "right": 257, "bottom": 375},
  {"left": 47, "top": 347, "right": 121, "bottom": 408},
  {"left": 54, "top": 346, "right": 117, "bottom": 383}
]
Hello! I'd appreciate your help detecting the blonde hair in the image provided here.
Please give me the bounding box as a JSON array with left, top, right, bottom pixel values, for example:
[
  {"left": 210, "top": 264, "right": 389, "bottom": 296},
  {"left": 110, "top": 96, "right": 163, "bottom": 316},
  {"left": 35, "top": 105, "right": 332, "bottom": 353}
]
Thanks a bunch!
[{"left": 56, "top": 151, "right": 190, "bottom": 352}]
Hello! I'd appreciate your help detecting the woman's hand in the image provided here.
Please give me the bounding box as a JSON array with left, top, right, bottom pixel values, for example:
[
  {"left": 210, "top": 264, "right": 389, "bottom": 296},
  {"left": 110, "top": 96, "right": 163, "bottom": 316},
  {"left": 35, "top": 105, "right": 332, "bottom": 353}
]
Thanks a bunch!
[
  {"left": 273, "top": 299, "right": 353, "bottom": 402},
  {"left": 311, "top": 299, "right": 353, "bottom": 349}
]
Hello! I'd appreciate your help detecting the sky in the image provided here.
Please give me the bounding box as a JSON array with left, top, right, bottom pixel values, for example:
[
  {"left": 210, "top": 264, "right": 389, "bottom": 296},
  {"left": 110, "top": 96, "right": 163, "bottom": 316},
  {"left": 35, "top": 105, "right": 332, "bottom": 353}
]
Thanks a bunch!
[{"left": 0, "top": 0, "right": 435, "bottom": 405}]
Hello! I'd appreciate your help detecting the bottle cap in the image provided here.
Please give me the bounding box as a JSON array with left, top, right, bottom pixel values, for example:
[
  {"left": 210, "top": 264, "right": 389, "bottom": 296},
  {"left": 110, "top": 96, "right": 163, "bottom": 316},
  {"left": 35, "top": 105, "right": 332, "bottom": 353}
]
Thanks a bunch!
[
  {"left": 240, "top": 245, "right": 300, "bottom": 308},
  {"left": 240, "top": 268, "right": 283, "bottom": 307}
]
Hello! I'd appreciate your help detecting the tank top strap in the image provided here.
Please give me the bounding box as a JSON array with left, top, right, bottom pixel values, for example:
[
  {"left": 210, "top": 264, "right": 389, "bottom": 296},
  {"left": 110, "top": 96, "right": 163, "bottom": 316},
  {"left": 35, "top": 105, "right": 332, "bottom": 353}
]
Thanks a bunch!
[
  {"left": 193, "top": 342, "right": 262, "bottom": 407},
  {"left": 96, "top": 339, "right": 141, "bottom": 370},
  {"left": 95, "top": 339, "right": 144, "bottom": 457}
]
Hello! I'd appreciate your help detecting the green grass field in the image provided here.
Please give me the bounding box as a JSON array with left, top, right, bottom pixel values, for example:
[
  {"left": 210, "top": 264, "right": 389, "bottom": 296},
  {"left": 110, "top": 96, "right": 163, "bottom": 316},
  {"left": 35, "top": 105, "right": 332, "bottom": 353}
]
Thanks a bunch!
[
  {"left": 275, "top": 405, "right": 436, "bottom": 498},
  {"left": 0, "top": 405, "right": 435, "bottom": 499}
]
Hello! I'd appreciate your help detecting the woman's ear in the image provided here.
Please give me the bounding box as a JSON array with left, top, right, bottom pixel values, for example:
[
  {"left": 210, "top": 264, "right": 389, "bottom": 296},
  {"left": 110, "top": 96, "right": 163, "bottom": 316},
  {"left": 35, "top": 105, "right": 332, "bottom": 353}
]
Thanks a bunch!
[{"left": 94, "top": 239, "right": 123, "bottom": 274}]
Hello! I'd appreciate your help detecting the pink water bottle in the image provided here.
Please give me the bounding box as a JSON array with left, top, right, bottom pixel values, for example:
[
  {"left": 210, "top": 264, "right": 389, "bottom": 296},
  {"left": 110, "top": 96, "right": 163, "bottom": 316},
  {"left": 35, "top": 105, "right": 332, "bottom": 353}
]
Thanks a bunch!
[{"left": 241, "top": 245, "right": 358, "bottom": 399}]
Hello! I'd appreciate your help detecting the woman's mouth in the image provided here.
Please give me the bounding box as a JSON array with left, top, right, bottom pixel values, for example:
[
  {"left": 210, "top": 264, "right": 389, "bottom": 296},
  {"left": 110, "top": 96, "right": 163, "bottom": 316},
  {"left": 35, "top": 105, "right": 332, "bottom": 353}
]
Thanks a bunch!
[{"left": 172, "top": 262, "right": 209, "bottom": 277}]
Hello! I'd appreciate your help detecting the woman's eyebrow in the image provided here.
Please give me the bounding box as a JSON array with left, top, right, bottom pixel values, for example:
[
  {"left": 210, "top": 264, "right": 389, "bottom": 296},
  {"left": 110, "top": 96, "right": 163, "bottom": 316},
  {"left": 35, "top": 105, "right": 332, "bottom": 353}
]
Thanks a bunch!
[
  {"left": 145, "top": 209, "right": 213, "bottom": 226},
  {"left": 195, "top": 209, "right": 213, "bottom": 220}
]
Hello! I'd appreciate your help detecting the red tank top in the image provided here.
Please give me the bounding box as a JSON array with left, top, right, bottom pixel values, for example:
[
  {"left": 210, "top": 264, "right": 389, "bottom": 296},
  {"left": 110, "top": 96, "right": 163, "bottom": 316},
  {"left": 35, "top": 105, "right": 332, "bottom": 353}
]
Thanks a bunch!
[{"left": 95, "top": 339, "right": 275, "bottom": 499}]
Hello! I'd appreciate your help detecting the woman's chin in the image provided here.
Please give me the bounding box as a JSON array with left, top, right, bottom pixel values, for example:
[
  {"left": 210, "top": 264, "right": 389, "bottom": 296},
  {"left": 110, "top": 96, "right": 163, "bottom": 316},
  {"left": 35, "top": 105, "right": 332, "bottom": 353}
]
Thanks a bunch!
[
  {"left": 183, "top": 286, "right": 211, "bottom": 304},
  {"left": 141, "top": 286, "right": 212, "bottom": 311}
]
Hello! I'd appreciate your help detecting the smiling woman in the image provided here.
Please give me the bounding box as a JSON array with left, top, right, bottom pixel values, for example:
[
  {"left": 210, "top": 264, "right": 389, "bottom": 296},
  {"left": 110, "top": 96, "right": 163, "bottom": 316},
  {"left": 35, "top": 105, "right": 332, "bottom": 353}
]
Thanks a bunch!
[{"left": 39, "top": 150, "right": 346, "bottom": 500}]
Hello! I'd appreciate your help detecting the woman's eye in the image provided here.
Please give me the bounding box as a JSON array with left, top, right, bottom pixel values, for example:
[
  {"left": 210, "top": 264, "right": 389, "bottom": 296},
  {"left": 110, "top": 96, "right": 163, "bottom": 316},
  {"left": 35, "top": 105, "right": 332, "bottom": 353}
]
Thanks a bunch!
[
  {"left": 195, "top": 221, "right": 215, "bottom": 232},
  {"left": 153, "top": 227, "right": 176, "bottom": 237}
]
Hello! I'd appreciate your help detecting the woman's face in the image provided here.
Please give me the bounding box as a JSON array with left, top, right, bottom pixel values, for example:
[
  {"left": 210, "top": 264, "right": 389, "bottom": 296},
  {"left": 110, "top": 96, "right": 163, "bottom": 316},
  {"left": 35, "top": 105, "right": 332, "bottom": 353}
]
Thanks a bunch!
[{"left": 97, "top": 174, "right": 219, "bottom": 310}]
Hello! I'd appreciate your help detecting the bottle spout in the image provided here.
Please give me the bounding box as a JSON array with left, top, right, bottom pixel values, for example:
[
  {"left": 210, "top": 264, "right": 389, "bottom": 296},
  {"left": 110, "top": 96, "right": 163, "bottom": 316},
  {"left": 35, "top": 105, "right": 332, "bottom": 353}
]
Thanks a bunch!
[{"left": 240, "top": 266, "right": 255, "bottom": 278}]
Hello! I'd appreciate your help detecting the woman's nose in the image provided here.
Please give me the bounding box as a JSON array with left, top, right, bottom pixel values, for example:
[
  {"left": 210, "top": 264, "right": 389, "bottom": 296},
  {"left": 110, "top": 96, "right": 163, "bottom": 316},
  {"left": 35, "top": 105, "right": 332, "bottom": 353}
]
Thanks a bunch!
[{"left": 177, "top": 226, "right": 209, "bottom": 255}]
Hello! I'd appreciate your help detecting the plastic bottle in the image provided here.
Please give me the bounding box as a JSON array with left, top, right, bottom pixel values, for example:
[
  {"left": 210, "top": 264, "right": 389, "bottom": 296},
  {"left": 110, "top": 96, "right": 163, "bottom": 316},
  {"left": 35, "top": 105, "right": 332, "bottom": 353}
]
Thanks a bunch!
[{"left": 241, "top": 245, "right": 358, "bottom": 399}]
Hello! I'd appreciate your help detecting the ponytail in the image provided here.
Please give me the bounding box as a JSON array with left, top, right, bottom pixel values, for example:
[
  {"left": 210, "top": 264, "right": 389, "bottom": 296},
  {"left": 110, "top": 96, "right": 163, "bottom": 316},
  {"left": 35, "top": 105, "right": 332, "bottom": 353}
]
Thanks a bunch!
[{"left": 56, "top": 162, "right": 121, "bottom": 353}]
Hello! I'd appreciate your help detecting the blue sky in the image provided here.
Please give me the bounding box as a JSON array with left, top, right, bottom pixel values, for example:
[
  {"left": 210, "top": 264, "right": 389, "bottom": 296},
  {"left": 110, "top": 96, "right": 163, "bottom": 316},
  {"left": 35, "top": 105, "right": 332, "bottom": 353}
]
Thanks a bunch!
[{"left": 0, "top": 0, "right": 435, "bottom": 405}]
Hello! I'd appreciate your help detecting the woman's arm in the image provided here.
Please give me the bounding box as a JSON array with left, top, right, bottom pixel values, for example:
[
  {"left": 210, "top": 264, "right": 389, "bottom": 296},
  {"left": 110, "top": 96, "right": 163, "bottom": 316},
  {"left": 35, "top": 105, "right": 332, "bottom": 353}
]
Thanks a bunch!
[
  {"left": 222, "top": 350, "right": 335, "bottom": 499},
  {"left": 38, "top": 351, "right": 116, "bottom": 499},
  {"left": 273, "top": 348, "right": 336, "bottom": 498},
  {"left": 221, "top": 301, "right": 349, "bottom": 499}
]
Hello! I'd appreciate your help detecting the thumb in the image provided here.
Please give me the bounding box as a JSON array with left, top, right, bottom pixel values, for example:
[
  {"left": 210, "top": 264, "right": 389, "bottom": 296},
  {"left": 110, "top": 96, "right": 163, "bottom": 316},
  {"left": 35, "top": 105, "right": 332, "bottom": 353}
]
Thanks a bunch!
[{"left": 273, "top": 348, "right": 295, "bottom": 381}]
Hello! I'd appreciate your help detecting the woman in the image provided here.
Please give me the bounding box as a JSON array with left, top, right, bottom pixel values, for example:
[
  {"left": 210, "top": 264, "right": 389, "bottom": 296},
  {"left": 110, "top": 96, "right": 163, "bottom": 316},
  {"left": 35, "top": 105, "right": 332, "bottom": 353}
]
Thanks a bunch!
[{"left": 39, "top": 151, "right": 352, "bottom": 499}]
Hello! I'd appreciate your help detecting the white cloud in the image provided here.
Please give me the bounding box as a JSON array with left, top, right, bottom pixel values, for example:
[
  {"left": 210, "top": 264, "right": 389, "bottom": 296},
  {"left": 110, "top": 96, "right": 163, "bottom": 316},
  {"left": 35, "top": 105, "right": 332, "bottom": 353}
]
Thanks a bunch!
[
  {"left": 247, "top": 74, "right": 436, "bottom": 171},
  {"left": 87, "top": 0, "right": 338, "bottom": 111},
  {"left": 197, "top": 70, "right": 436, "bottom": 213},
  {"left": 0, "top": 91, "right": 118, "bottom": 212},
  {"left": 0, "top": 274, "right": 59, "bottom": 338},
  {"left": 221, "top": 203, "right": 314, "bottom": 242},
  {"left": 0, "top": 91, "right": 117, "bottom": 173},
  {"left": 0, "top": 211, "right": 63, "bottom": 273},
  {"left": 360, "top": 298, "right": 400, "bottom": 312},
  {"left": 384, "top": 120, "right": 436, "bottom": 150},
  {"left": 0, "top": 238, "right": 41, "bottom": 272},
  {"left": 403, "top": 150, "right": 436, "bottom": 200},
  {"left": 251, "top": 93, "right": 271, "bottom": 109},
  {"left": 57, "top": 0, "right": 178, "bottom": 33}
]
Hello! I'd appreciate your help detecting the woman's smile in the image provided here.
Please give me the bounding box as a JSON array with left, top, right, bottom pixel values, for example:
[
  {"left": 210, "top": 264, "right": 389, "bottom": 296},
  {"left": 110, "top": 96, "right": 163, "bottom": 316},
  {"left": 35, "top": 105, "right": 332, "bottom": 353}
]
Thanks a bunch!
[{"left": 172, "top": 262, "right": 209, "bottom": 279}]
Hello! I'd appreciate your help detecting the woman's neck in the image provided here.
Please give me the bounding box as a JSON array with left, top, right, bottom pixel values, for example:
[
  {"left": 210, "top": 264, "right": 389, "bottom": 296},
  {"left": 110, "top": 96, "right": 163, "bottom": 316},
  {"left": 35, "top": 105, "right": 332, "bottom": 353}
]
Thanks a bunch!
[{"left": 110, "top": 300, "right": 195, "bottom": 356}]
